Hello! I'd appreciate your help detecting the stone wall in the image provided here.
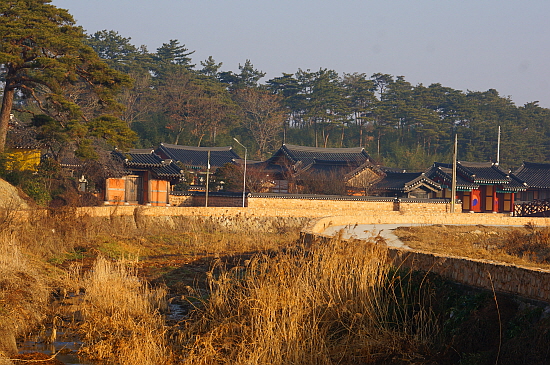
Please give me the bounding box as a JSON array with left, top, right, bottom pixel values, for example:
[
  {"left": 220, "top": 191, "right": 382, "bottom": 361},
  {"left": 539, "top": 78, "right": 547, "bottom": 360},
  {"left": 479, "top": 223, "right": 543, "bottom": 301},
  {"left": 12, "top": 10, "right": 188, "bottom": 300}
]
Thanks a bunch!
[
  {"left": 302, "top": 230, "right": 550, "bottom": 303},
  {"left": 305, "top": 212, "right": 550, "bottom": 233},
  {"left": 74, "top": 205, "right": 311, "bottom": 233},
  {"left": 247, "top": 196, "right": 397, "bottom": 211},
  {"left": 168, "top": 194, "right": 194, "bottom": 207},
  {"left": 398, "top": 200, "right": 450, "bottom": 213},
  {"left": 388, "top": 248, "right": 550, "bottom": 303},
  {"left": 169, "top": 192, "right": 452, "bottom": 213}
]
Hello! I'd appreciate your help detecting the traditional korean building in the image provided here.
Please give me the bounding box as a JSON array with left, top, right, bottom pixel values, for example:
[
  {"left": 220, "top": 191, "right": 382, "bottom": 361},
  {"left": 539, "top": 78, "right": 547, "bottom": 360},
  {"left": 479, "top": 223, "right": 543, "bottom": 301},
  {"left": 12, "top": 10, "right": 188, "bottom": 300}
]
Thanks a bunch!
[
  {"left": 425, "top": 161, "right": 526, "bottom": 213},
  {"left": 511, "top": 162, "right": 550, "bottom": 202},
  {"left": 371, "top": 172, "right": 442, "bottom": 199},
  {"left": 267, "top": 144, "right": 371, "bottom": 167},
  {"left": 264, "top": 144, "right": 374, "bottom": 193},
  {"left": 294, "top": 159, "right": 383, "bottom": 195},
  {"left": 106, "top": 149, "right": 183, "bottom": 206},
  {"left": 155, "top": 143, "right": 241, "bottom": 191},
  {"left": 5, "top": 118, "right": 42, "bottom": 172}
]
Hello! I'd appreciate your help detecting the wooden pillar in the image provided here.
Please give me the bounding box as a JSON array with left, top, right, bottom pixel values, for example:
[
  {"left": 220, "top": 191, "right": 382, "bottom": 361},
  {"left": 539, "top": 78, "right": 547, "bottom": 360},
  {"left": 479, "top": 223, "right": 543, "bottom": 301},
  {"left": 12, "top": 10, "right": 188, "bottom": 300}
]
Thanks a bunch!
[{"left": 493, "top": 186, "right": 498, "bottom": 213}]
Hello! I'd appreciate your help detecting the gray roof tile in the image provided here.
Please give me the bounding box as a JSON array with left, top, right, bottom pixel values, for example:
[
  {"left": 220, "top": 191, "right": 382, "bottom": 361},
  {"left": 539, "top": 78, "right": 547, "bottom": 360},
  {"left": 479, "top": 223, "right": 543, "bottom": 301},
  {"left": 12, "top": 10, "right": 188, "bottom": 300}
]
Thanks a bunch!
[{"left": 157, "top": 143, "right": 240, "bottom": 169}]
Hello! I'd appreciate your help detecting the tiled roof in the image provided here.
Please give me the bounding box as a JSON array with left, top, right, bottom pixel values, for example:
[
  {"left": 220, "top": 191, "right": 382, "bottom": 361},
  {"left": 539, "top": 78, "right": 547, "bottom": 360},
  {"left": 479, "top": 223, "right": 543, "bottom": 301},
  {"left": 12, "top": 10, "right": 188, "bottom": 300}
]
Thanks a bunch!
[
  {"left": 300, "top": 159, "right": 360, "bottom": 176},
  {"left": 273, "top": 144, "right": 371, "bottom": 166},
  {"left": 427, "top": 162, "right": 526, "bottom": 192},
  {"left": 152, "top": 162, "right": 184, "bottom": 179},
  {"left": 346, "top": 161, "right": 386, "bottom": 180},
  {"left": 113, "top": 149, "right": 164, "bottom": 168},
  {"left": 6, "top": 122, "right": 42, "bottom": 149},
  {"left": 499, "top": 174, "right": 528, "bottom": 192},
  {"left": 457, "top": 161, "right": 511, "bottom": 184},
  {"left": 425, "top": 164, "right": 479, "bottom": 190},
  {"left": 112, "top": 149, "right": 183, "bottom": 180},
  {"left": 512, "top": 162, "right": 550, "bottom": 189},
  {"left": 156, "top": 143, "right": 240, "bottom": 169},
  {"left": 59, "top": 156, "right": 83, "bottom": 168},
  {"left": 379, "top": 166, "right": 407, "bottom": 173},
  {"left": 373, "top": 172, "right": 441, "bottom": 192}
]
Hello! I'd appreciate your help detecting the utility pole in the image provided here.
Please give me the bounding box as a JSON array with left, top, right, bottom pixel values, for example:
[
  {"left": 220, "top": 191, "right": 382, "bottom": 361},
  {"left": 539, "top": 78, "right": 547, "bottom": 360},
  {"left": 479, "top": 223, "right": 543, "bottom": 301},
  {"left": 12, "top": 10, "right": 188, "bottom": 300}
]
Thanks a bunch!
[
  {"left": 233, "top": 138, "right": 247, "bottom": 208},
  {"left": 205, "top": 150, "right": 210, "bottom": 207},
  {"left": 496, "top": 125, "right": 501, "bottom": 165},
  {"left": 451, "top": 133, "right": 458, "bottom": 213}
]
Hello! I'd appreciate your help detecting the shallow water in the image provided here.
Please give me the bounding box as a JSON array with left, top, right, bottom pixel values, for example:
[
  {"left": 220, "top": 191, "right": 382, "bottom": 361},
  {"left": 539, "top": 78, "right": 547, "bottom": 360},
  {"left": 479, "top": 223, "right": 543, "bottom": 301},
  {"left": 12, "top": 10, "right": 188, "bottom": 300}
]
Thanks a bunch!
[{"left": 18, "top": 332, "right": 92, "bottom": 365}]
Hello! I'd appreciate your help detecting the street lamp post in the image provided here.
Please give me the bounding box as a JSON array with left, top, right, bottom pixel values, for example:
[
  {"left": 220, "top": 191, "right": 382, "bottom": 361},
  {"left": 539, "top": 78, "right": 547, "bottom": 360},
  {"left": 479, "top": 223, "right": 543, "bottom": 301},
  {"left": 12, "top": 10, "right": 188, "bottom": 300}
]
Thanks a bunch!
[{"left": 233, "top": 138, "right": 247, "bottom": 207}]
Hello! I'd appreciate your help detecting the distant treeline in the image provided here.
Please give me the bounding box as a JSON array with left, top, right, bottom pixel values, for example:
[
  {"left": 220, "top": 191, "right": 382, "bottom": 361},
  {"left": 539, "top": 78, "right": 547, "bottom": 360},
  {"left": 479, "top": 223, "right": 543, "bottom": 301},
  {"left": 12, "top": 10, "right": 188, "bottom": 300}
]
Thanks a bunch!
[{"left": 87, "top": 30, "right": 550, "bottom": 170}]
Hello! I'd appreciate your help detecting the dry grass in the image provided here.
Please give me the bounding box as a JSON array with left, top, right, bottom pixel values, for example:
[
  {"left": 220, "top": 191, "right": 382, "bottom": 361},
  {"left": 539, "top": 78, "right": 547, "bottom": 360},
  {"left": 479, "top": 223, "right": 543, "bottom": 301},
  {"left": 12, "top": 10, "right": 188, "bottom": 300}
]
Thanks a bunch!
[
  {"left": 0, "top": 232, "right": 49, "bottom": 351},
  {"left": 174, "top": 236, "right": 438, "bottom": 364},
  {"left": 0, "top": 206, "right": 442, "bottom": 364},
  {"left": 0, "top": 204, "right": 306, "bottom": 364},
  {"left": 394, "top": 223, "right": 550, "bottom": 270},
  {"left": 74, "top": 256, "right": 170, "bottom": 364}
]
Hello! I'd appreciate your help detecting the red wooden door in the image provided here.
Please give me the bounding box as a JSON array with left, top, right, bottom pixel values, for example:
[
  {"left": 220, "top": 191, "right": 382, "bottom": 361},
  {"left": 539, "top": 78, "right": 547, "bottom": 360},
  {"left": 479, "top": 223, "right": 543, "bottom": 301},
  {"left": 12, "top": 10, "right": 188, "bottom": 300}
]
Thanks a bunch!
[{"left": 470, "top": 189, "right": 481, "bottom": 212}]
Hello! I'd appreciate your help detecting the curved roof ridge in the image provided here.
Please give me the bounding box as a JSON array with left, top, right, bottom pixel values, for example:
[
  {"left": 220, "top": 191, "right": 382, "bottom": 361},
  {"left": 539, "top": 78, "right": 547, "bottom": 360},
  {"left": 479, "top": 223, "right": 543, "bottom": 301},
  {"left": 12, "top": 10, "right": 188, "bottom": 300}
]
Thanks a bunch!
[
  {"left": 457, "top": 161, "right": 495, "bottom": 167},
  {"left": 160, "top": 143, "right": 233, "bottom": 151},
  {"left": 522, "top": 161, "right": 550, "bottom": 169},
  {"left": 128, "top": 148, "right": 156, "bottom": 154},
  {"left": 283, "top": 143, "right": 366, "bottom": 153}
]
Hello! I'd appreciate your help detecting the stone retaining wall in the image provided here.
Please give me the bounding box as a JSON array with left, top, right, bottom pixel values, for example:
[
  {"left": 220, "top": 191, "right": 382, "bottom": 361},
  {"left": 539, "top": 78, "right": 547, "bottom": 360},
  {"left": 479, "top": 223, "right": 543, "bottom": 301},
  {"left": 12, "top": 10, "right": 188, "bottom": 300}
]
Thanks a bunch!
[
  {"left": 305, "top": 213, "right": 550, "bottom": 232},
  {"left": 388, "top": 248, "right": 550, "bottom": 303},
  {"left": 246, "top": 196, "right": 397, "bottom": 211},
  {"left": 302, "top": 215, "right": 550, "bottom": 304}
]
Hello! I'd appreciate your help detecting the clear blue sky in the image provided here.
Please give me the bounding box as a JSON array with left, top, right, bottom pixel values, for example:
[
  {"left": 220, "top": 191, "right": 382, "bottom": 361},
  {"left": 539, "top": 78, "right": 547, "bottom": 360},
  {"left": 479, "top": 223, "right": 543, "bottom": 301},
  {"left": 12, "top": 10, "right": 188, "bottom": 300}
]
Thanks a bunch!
[{"left": 51, "top": 0, "right": 550, "bottom": 107}]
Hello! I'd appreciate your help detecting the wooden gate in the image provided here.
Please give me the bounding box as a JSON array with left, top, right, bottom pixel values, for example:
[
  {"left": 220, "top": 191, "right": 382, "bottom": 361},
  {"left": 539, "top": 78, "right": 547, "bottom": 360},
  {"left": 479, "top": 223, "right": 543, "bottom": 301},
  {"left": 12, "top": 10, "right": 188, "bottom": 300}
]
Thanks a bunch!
[{"left": 125, "top": 175, "right": 143, "bottom": 204}]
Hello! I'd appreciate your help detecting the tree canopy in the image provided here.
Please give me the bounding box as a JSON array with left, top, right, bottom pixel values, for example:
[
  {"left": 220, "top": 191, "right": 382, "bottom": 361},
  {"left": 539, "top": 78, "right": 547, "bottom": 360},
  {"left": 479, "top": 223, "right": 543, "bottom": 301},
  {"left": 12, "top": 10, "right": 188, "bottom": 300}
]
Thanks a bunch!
[
  {"left": 4, "top": 3, "right": 550, "bottom": 170},
  {"left": 0, "top": 0, "right": 135, "bottom": 157}
]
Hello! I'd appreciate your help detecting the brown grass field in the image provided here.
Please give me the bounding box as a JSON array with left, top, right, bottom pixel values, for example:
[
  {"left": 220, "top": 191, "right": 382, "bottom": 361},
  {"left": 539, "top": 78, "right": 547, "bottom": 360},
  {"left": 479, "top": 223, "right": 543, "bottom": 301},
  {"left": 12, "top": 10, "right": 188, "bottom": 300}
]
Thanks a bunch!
[{"left": 393, "top": 223, "right": 550, "bottom": 270}]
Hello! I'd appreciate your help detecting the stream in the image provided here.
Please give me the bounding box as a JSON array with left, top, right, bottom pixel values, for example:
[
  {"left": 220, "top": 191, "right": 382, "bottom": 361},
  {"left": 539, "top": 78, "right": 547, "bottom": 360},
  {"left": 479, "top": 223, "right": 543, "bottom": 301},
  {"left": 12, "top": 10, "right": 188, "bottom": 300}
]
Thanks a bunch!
[{"left": 16, "top": 298, "right": 188, "bottom": 364}]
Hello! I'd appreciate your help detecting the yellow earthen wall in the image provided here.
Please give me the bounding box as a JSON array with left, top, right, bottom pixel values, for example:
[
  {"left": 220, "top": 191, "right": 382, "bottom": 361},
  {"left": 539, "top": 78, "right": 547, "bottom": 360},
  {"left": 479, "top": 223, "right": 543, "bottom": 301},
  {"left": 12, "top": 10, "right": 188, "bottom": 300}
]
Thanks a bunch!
[
  {"left": 169, "top": 194, "right": 194, "bottom": 207},
  {"left": 246, "top": 197, "right": 398, "bottom": 211}
]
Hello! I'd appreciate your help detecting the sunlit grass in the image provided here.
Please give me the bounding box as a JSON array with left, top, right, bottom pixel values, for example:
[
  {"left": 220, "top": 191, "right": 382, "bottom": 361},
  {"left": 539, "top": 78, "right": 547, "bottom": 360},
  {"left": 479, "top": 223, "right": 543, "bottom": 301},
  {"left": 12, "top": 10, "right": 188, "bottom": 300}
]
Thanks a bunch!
[{"left": 394, "top": 224, "right": 550, "bottom": 269}]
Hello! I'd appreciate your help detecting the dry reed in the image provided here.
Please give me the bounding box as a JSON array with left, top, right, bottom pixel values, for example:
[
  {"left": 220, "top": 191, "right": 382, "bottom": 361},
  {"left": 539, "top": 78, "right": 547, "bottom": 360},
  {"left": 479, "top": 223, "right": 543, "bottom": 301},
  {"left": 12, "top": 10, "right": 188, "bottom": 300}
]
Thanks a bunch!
[
  {"left": 175, "top": 234, "right": 437, "bottom": 364},
  {"left": 76, "top": 256, "right": 170, "bottom": 364},
  {"left": 0, "top": 231, "right": 49, "bottom": 346}
]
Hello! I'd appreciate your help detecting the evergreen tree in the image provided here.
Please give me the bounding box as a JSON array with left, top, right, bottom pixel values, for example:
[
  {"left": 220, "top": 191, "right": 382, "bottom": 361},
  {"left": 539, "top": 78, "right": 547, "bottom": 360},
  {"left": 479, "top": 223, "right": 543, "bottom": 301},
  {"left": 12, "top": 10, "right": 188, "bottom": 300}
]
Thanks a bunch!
[
  {"left": 0, "top": 0, "right": 134, "bottom": 154},
  {"left": 199, "top": 56, "right": 223, "bottom": 78}
]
